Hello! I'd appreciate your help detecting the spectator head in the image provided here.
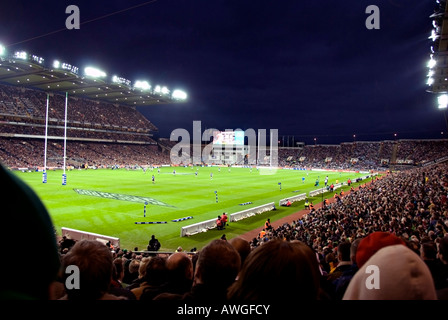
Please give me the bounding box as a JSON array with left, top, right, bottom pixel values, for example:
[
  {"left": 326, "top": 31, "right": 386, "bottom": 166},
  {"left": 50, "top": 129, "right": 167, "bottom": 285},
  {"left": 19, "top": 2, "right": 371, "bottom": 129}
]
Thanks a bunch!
[
  {"left": 356, "top": 231, "right": 405, "bottom": 268},
  {"left": 194, "top": 239, "right": 241, "bottom": 289},
  {"left": 143, "top": 256, "right": 167, "bottom": 286},
  {"left": 137, "top": 257, "right": 151, "bottom": 279},
  {"left": 166, "top": 252, "right": 193, "bottom": 281},
  {"left": 350, "top": 238, "right": 362, "bottom": 265},
  {"left": 0, "top": 163, "right": 60, "bottom": 300},
  {"left": 227, "top": 240, "right": 322, "bottom": 301},
  {"left": 343, "top": 245, "right": 437, "bottom": 300},
  {"left": 229, "top": 237, "right": 251, "bottom": 267},
  {"left": 61, "top": 239, "right": 114, "bottom": 300},
  {"left": 129, "top": 259, "right": 141, "bottom": 275},
  {"left": 337, "top": 241, "right": 352, "bottom": 263},
  {"left": 420, "top": 242, "right": 437, "bottom": 260},
  {"left": 112, "top": 258, "right": 124, "bottom": 282},
  {"left": 438, "top": 236, "right": 448, "bottom": 264}
]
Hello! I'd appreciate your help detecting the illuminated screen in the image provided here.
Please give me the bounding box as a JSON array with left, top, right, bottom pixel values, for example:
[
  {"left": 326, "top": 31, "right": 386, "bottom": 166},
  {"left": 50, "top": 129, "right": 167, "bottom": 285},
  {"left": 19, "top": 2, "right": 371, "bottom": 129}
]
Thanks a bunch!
[{"left": 213, "top": 130, "right": 244, "bottom": 145}]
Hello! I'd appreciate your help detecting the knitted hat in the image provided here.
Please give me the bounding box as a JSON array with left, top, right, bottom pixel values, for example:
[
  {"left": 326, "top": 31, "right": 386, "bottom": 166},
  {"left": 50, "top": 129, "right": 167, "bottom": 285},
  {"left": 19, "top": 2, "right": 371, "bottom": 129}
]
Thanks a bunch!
[
  {"left": 343, "top": 245, "right": 437, "bottom": 300},
  {"left": 0, "top": 163, "right": 60, "bottom": 299},
  {"left": 356, "top": 231, "right": 405, "bottom": 268}
]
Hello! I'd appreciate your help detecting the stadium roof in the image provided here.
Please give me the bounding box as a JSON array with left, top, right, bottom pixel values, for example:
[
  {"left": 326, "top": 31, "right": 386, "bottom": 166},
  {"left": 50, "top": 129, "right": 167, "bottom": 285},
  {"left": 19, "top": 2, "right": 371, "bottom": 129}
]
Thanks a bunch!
[{"left": 0, "top": 51, "right": 187, "bottom": 107}]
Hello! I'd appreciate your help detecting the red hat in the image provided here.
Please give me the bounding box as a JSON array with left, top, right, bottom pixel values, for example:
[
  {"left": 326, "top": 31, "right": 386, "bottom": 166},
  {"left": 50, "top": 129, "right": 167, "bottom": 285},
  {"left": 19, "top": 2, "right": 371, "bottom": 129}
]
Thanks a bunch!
[{"left": 356, "top": 231, "right": 405, "bottom": 268}]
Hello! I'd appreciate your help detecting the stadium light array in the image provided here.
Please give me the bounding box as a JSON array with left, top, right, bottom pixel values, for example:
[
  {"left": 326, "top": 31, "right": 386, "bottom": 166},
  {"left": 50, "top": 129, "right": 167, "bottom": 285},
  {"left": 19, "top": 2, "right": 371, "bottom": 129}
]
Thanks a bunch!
[
  {"left": 438, "top": 94, "right": 448, "bottom": 109},
  {"left": 112, "top": 75, "right": 131, "bottom": 86},
  {"left": 172, "top": 89, "right": 187, "bottom": 100},
  {"left": 13, "top": 51, "right": 28, "bottom": 60},
  {"left": 134, "top": 80, "right": 151, "bottom": 91},
  {"left": 84, "top": 66, "right": 106, "bottom": 78},
  {"left": 32, "top": 55, "right": 44, "bottom": 64},
  {"left": 0, "top": 45, "right": 188, "bottom": 103},
  {"left": 154, "top": 85, "right": 170, "bottom": 95},
  {"left": 53, "top": 60, "right": 79, "bottom": 74},
  {"left": 428, "top": 55, "right": 437, "bottom": 69}
]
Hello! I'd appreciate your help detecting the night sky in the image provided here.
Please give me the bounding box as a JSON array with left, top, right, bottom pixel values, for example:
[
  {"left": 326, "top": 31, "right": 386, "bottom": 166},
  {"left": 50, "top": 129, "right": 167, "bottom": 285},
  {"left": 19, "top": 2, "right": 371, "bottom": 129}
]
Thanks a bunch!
[{"left": 0, "top": 1, "right": 446, "bottom": 145}]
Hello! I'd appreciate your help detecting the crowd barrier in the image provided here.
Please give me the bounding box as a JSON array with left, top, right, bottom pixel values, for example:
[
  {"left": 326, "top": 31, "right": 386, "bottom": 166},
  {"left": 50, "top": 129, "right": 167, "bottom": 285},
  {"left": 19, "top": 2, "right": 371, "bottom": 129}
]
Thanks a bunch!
[
  {"left": 279, "top": 193, "right": 307, "bottom": 207},
  {"left": 180, "top": 202, "right": 275, "bottom": 237},
  {"left": 61, "top": 227, "right": 120, "bottom": 248}
]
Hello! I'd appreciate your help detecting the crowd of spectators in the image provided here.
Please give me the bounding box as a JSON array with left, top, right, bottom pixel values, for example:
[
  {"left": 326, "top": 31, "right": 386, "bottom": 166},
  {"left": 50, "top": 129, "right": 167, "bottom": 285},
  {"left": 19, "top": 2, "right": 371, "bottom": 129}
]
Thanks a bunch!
[
  {"left": 0, "top": 137, "right": 170, "bottom": 168},
  {"left": 278, "top": 140, "right": 448, "bottom": 170},
  {"left": 1, "top": 131, "right": 448, "bottom": 303},
  {"left": 5, "top": 160, "right": 444, "bottom": 301},
  {"left": 0, "top": 83, "right": 171, "bottom": 168},
  {"left": 0, "top": 84, "right": 157, "bottom": 131}
]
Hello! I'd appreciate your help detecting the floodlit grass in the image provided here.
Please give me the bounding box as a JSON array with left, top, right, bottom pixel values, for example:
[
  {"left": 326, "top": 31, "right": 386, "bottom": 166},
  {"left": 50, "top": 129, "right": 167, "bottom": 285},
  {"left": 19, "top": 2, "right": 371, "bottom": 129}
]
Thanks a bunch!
[{"left": 14, "top": 166, "right": 368, "bottom": 251}]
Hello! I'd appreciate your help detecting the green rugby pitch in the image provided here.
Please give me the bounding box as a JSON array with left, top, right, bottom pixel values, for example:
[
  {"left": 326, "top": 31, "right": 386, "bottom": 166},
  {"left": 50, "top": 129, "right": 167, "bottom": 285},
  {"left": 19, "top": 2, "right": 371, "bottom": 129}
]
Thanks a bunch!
[{"left": 14, "top": 166, "right": 368, "bottom": 251}]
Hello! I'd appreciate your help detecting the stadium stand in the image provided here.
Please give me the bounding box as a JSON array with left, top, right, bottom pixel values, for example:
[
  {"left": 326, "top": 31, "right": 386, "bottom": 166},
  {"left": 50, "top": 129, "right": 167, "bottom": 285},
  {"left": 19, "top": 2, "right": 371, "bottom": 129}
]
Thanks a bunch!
[
  {"left": 1, "top": 82, "right": 448, "bottom": 300},
  {"left": 0, "top": 84, "right": 170, "bottom": 169}
]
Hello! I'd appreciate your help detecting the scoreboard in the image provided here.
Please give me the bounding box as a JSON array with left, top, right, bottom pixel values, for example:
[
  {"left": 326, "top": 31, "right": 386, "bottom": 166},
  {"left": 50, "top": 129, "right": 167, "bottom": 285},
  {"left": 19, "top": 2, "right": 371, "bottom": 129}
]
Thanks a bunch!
[{"left": 209, "top": 130, "right": 247, "bottom": 165}]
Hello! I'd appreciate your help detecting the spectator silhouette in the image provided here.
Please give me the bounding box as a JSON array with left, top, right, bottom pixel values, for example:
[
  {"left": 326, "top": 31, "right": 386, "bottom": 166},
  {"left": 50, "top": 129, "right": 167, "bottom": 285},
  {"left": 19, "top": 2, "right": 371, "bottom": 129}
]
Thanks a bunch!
[
  {"left": 324, "top": 241, "right": 352, "bottom": 299},
  {"left": 147, "top": 235, "right": 161, "bottom": 253},
  {"left": 131, "top": 256, "right": 167, "bottom": 300},
  {"left": 229, "top": 237, "right": 251, "bottom": 269},
  {"left": 331, "top": 238, "right": 362, "bottom": 300},
  {"left": 123, "top": 258, "right": 141, "bottom": 287},
  {"left": 126, "top": 257, "right": 150, "bottom": 291},
  {"left": 0, "top": 162, "right": 60, "bottom": 300},
  {"left": 109, "top": 258, "right": 136, "bottom": 300},
  {"left": 144, "top": 252, "right": 193, "bottom": 300},
  {"left": 436, "top": 236, "right": 448, "bottom": 299},
  {"left": 60, "top": 239, "right": 125, "bottom": 300},
  {"left": 155, "top": 239, "right": 240, "bottom": 302},
  {"left": 227, "top": 240, "right": 326, "bottom": 302}
]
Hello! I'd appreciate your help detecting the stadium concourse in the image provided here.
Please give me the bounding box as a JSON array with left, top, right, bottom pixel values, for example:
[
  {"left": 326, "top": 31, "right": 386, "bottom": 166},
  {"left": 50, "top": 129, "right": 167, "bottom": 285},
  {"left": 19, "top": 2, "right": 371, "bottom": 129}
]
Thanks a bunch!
[{"left": 1, "top": 82, "right": 448, "bottom": 301}]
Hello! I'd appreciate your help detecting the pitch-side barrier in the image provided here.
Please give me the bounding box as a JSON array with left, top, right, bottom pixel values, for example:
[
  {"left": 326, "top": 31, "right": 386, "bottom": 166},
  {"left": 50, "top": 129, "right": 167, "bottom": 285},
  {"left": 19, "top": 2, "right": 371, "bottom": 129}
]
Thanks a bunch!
[
  {"left": 61, "top": 227, "right": 120, "bottom": 248},
  {"left": 180, "top": 202, "right": 275, "bottom": 237},
  {"left": 278, "top": 193, "right": 307, "bottom": 207}
]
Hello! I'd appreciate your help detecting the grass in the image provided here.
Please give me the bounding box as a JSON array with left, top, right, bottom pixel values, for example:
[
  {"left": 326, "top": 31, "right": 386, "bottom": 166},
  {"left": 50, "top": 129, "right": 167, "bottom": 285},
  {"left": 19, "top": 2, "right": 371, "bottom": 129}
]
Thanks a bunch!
[{"left": 13, "top": 166, "right": 368, "bottom": 251}]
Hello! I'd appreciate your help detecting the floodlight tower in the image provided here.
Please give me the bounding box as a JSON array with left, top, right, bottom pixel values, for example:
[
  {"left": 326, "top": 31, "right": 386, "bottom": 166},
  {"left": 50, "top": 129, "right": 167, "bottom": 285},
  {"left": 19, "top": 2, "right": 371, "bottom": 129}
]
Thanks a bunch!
[{"left": 427, "top": 0, "right": 448, "bottom": 130}]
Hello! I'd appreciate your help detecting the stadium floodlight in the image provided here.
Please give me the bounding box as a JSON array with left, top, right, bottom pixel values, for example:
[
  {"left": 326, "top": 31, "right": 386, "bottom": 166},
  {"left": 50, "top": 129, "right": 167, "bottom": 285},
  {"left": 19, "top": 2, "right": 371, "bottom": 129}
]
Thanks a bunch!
[
  {"left": 112, "top": 75, "right": 131, "bottom": 86},
  {"left": 172, "top": 89, "right": 187, "bottom": 100},
  {"left": 13, "top": 51, "right": 28, "bottom": 60},
  {"left": 84, "top": 66, "right": 106, "bottom": 78},
  {"left": 134, "top": 80, "right": 151, "bottom": 91},
  {"left": 438, "top": 94, "right": 448, "bottom": 109},
  {"left": 161, "top": 86, "right": 170, "bottom": 95},
  {"left": 154, "top": 85, "right": 161, "bottom": 93},
  {"left": 53, "top": 60, "right": 61, "bottom": 69},
  {"left": 32, "top": 55, "right": 44, "bottom": 64},
  {"left": 428, "top": 56, "right": 437, "bottom": 69},
  {"left": 0, "top": 44, "right": 5, "bottom": 56},
  {"left": 427, "top": 77, "right": 434, "bottom": 86},
  {"left": 429, "top": 29, "right": 440, "bottom": 41}
]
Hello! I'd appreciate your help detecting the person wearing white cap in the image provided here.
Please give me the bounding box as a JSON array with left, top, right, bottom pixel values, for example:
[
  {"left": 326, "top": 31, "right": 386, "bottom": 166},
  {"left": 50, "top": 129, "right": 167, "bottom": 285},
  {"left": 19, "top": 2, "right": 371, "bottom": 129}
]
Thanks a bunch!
[{"left": 343, "top": 244, "right": 437, "bottom": 300}]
